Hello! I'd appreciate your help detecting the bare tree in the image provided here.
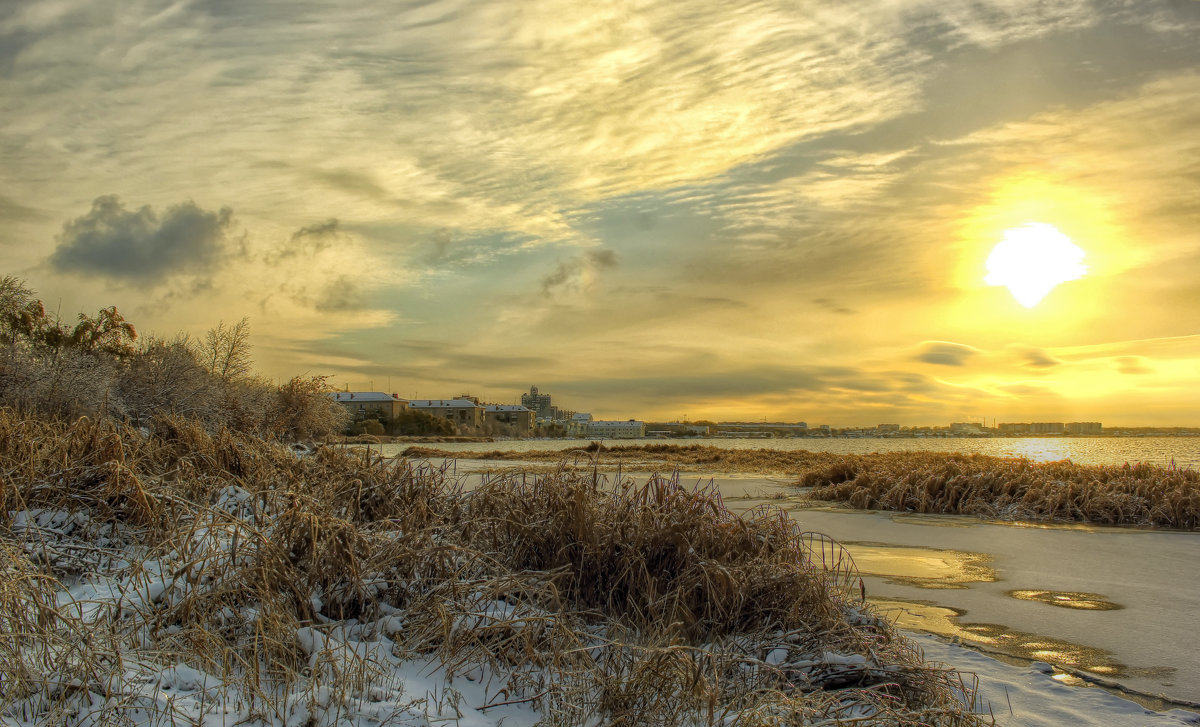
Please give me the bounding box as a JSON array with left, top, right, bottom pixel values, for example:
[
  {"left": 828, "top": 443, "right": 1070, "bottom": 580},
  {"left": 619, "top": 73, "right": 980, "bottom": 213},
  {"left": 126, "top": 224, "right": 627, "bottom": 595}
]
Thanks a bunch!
[
  {"left": 116, "top": 335, "right": 219, "bottom": 425},
  {"left": 199, "top": 318, "right": 252, "bottom": 382}
]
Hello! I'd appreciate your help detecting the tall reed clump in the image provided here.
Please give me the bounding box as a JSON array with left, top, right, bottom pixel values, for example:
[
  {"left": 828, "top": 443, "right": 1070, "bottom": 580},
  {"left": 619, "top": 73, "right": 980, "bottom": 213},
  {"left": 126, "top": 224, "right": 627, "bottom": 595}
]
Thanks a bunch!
[
  {"left": 1, "top": 407, "right": 989, "bottom": 726},
  {"left": 463, "top": 469, "right": 851, "bottom": 640},
  {"left": 800, "top": 451, "right": 1200, "bottom": 529}
]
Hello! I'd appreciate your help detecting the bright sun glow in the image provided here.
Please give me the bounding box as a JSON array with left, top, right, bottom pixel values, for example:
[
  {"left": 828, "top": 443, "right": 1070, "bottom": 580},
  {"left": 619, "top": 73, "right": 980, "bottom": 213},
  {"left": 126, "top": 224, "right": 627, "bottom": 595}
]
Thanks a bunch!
[{"left": 985, "top": 223, "right": 1087, "bottom": 307}]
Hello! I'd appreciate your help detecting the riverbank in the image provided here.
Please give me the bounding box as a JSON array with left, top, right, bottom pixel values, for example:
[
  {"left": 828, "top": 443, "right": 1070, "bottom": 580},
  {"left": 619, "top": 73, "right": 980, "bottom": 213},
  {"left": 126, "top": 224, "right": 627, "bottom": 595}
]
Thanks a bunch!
[
  {"left": 336, "top": 433, "right": 496, "bottom": 444},
  {"left": 0, "top": 411, "right": 986, "bottom": 725},
  {"left": 403, "top": 444, "right": 1200, "bottom": 530}
]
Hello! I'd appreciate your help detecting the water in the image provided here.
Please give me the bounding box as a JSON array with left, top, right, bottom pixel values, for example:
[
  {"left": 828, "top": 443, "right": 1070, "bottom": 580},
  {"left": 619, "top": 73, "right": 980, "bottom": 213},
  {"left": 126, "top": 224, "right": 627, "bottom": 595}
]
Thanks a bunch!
[{"left": 382, "top": 436, "right": 1200, "bottom": 468}]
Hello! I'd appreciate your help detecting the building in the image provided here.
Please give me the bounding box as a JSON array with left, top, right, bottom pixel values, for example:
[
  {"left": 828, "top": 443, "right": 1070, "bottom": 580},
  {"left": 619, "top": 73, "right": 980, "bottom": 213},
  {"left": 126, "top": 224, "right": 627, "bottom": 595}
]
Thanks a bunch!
[
  {"left": 520, "top": 386, "right": 558, "bottom": 419},
  {"left": 999, "top": 422, "right": 1030, "bottom": 434},
  {"left": 877, "top": 423, "right": 900, "bottom": 433},
  {"left": 484, "top": 404, "right": 535, "bottom": 435},
  {"left": 409, "top": 399, "right": 485, "bottom": 430},
  {"left": 586, "top": 420, "right": 646, "bottom": 439},
  {"left": 1029, "top": 422, "right": 1066, "bottom": 434},
  {"left": 566, "top": 412, "right": 593, "bottom": 436},
  {"left": 1066, "top": 422, "right": 1103, "bottom": 435},
  {"left": 331, "top": 392, "right": 408, "bottom": 421},
  {"left": 950, "top": 422, "right": 983, "bottom": 435}
]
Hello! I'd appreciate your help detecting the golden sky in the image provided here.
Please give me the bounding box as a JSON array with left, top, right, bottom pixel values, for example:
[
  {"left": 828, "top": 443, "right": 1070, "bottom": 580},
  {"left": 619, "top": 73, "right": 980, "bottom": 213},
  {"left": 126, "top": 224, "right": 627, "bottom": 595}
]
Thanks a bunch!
[{"left": 2, "top": 0, "right": 1198, "bottom": 424}]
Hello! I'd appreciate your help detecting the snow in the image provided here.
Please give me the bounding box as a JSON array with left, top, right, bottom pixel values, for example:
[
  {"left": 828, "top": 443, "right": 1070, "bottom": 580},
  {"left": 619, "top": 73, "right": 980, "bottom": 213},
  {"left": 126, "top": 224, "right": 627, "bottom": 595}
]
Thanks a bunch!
[
  {"left": 915, "top": 634, "right": 1200, "bottom": 726},
  {"left": 7, "top": 472, "right": 1199, "bottom": 727}
]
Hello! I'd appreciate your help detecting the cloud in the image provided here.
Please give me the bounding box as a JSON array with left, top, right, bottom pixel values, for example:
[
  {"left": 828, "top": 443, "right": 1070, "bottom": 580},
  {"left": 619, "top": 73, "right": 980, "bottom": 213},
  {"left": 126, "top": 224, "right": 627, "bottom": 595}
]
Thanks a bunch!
[
  {"left": 424, "top": 229, "right": 454, "bottom": 264},
  {"left": 312, "top": 275, "right": 365, "bottom": 312},
  {"left": 1114, "top": 356, "right": 1153, "bottom": 375},
  {"left": 268, "top": 219, "right": 344, "bottom": 261},
  {"left": 1019, "top": 347, "right": 1062, "bottom": 369},
  {"left": 541, "top": 248, "right": 619, "bottom": 294},
  {"left": 914, "top": 341, "right": 980, "bottom": 366},
  {"left": 812, "top": 297, "right": 855, "bottom": 315},
  {"left": 49, "top": 196, "right": 234, "bottom": 283}
]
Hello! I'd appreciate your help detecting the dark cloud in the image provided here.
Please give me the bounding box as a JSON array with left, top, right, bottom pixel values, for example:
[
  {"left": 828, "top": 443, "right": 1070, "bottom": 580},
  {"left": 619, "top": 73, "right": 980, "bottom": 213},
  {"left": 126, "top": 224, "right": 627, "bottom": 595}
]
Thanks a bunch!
[
  {"left": 313, "top": 275, "right": 366, "bottom": 312},
  {"left": 269, "top": 219, "right": 343, "bottom": 261},
  {"left": 49, "top": 196, "right": 234, "bottom": 283},
  {"left": 1114, "top": 356, "right": 1153, "bottom": 375},
  {"left": 541, "top": 248, "right": 619, "bottom": 293},
  {"left": 914, "top": 341, "right": 980, "bottom": 366},
  {"left": 587, "top": 249, "right": 618, "bottom": 268},
  {"left": 1020, "top": 348, "right": 1062, "bottom": 369}
]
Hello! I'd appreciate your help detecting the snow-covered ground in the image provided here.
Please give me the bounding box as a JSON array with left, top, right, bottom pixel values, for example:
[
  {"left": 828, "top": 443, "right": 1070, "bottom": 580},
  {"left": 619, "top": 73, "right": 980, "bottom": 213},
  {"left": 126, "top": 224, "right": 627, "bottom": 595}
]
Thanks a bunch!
[{"left": 8, "top": 458, "right": 1198, "bottom": 727}]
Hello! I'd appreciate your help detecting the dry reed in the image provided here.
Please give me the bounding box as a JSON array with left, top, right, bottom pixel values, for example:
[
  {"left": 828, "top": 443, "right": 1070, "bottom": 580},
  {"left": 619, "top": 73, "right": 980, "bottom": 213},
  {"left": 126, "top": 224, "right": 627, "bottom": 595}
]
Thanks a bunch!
[
  {"left": 800, "top": 451, "right": 1200, "bottom": 529},
  {"left": 0, "top": 408, "right": 989, "bottom": 725},
  {"left": 405, "top": 442, "right": 845, "bottom": 473}
]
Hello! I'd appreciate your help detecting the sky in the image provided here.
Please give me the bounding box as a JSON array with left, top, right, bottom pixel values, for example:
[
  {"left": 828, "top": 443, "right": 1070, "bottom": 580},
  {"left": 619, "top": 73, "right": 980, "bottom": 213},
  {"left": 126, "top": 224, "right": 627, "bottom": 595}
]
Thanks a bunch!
[{"left": 1, "top": 0, "right": 1199, "bottom": 426}]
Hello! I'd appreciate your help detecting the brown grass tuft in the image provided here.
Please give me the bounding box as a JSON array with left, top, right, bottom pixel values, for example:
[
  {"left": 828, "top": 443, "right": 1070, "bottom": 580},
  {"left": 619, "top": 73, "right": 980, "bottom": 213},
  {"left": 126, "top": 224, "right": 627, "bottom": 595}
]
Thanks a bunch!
[{"left": 800, "top": 451, "right": 1200, "bottom": 528}]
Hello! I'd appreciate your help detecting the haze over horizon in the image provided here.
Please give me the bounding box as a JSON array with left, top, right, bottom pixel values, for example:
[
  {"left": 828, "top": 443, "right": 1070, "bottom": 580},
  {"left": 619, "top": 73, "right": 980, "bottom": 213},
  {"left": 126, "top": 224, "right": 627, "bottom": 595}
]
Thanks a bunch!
[{"left": 2, "top": 1, "right": 1198, "bottom": 426}]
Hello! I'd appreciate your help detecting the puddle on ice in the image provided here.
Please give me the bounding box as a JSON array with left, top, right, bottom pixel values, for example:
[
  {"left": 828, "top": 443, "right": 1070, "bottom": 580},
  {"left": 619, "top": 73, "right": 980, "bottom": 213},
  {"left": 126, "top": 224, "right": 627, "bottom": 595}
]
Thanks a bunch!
[
  {"left": 872, "top": 596, "right": 1181, "bottom": 712},
  {"left": 873, "top": 597, "right": 1129, "bottom": 675},
  {"left": 841, "top": 541, "right": 996, "bottom": 589},
  {"left": 1008, "top": 589, "right": 1123, "bottom": 611}
]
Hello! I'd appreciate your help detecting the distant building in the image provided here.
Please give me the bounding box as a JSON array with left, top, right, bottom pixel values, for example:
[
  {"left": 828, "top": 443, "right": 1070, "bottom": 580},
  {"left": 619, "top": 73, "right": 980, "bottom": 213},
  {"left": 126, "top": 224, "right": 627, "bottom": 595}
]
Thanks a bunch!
[
  {"left": 950, "top": 422, "right": 983, "bottom": 435},
  {"left": 409, "top": 399, "right": 485, "bottom": 430},
  {"left": 1030, "top": 422, "right": 1066, "bottom": 434},
  {"left": 586, "top": 420, "right": 646, "bottom": 439},
  {"left": 520, "top": 386, "right": 560, "bottom": 419},
  {"left": 331, "top": 392, "right": 408, "bottom": 421},
  {"left": 877, "top": 423, "right": 900, "bottom": 433},
  {"left": 999, "top": 422, "right": 1030, "bottom": 434},
  {"left": 565, "top": 412, "right": 592, "bottom": 436},
  {"left": 1066, "top": 422, "right": 1102, "bottom": 435},
  {"left": 484, "top": 404, "right": 535, "bottom": 435}
]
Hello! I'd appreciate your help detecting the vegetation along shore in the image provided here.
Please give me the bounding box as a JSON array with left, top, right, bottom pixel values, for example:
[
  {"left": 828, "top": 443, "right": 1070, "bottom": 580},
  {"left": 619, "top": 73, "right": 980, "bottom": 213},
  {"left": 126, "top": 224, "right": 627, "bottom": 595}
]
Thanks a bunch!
[{"left": 407, "top": 443, "right": 1200, "bottom": 530}]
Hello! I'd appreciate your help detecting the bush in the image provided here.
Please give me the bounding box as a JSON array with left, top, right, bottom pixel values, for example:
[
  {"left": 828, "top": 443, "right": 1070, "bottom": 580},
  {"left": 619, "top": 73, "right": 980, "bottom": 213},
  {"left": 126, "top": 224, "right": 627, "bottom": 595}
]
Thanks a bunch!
[
  {"left": 0, "top": 276, "right": 345, "bottom": 442},
  {"left": 386, "top": 409, "right": 456, "bottom": 436},
  {"left": 350, "top": 419, "right": 386, "bottom": 436}
]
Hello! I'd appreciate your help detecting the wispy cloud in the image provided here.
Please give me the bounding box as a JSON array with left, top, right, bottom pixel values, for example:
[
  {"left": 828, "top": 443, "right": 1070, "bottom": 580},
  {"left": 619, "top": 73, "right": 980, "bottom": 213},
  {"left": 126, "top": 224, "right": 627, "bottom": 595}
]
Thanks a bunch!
[{"left": 2, "top": 0, "right": 1198, "bottom": 421}]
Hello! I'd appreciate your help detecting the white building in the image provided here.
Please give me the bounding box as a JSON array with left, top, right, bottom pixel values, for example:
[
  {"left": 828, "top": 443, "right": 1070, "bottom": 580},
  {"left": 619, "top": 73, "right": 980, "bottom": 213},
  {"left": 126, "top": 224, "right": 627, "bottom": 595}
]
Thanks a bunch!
[
  {"left": 586, "top": 419, "right": 646, "bottom": 439},
  {"left": 567, "top": 412, "right": 593, "bottom": 436}
]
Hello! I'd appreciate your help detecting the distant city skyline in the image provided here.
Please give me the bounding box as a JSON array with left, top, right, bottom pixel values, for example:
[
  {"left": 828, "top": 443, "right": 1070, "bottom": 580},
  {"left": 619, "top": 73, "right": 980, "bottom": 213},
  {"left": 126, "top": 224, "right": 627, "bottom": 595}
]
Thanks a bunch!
[{"left": 3, "top": 1, "right": 1198, "bottom": 425}]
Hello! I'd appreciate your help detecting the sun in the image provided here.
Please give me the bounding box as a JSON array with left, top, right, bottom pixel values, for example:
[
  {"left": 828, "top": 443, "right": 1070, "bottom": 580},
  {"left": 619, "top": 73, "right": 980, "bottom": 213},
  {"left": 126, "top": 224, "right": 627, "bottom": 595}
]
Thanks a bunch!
[{"left": 984, "top": 223, "right": 1087, "bottom": 307}]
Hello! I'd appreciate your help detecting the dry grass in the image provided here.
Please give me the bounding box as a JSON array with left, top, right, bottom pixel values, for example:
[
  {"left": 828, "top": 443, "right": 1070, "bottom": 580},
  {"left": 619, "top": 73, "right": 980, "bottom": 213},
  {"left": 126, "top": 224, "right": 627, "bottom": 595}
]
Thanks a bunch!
[
  {"left": 800, "top": 451, "right": 1200, "bottom": 529},
  {"left": 404, "top": 442, "right": 845, "bottom": 473},
  {"left": 0, "top": 409, "right": 989, "bottom": 725}
]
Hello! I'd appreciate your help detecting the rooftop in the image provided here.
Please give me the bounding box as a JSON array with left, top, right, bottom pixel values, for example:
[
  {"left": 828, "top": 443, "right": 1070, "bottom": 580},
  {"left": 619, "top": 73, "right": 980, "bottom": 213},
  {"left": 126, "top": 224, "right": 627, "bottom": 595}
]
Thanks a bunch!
[{"left": 331, "top": 392, "right": 406, "bottom": 403}]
